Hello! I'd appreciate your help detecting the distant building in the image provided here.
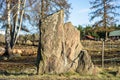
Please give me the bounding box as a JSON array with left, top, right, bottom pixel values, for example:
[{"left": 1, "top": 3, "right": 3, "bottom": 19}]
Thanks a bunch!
[
  {"left": 109, "top": 30, "right": 120, "bottom": 40},
  {"left": 83, "top": 35, "right": 95, "bottom": 40}
]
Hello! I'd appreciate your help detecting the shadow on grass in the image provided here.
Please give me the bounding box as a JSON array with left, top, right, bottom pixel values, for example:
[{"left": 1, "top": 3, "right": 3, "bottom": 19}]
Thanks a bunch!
[
  {"left": 0, "top": 70, "right": 36, "bottom": 76},
  {"left": 108, "top": 71, "right": 117, "bottom": 76},
  {"left": 100, "top": 70, "right": 117, "bottom": 77}
]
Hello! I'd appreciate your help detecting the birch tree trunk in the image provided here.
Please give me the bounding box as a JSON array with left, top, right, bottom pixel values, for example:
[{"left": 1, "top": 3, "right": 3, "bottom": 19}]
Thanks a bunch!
[
  {"left": 10, "top": 0, "right": 21, "bottom": 49},
  {"left": 14, "top": 0, "right": 26, "bottom": 45},
  {"left": 4, "top": 0, "right": 26, "bottom": 57},
  {"left": 4, "top": 0, "right": 12, "bottom": 56}
]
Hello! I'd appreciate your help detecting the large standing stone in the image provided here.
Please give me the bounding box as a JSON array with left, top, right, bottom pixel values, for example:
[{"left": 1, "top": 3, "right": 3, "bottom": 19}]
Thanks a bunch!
[
  {"left": 40, "top": 10, "right": 65, "bottom": 74},
  {"left": 37, "top": 10, "right": 93, "bottom": 74},
  {"left": 63, "top": 22, "right": 83, "bottom": 71}
]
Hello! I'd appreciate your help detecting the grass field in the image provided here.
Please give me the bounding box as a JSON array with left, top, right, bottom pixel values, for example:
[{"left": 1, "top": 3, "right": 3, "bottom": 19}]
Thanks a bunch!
[
  {"left": 0, "top": 58, "right": 120, "bottom": 79},
  {"left": 0, "top": 42, "right": 120, "bottom": 80}
]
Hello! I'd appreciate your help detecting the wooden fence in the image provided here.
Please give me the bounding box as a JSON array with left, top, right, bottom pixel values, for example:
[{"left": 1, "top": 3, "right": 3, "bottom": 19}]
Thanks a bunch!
[
  {"left": 81, "top": 40, "right": 120, "bottom": 52},
  {"left": 81, "top": 40, "right": 120, "bottom": 67}
]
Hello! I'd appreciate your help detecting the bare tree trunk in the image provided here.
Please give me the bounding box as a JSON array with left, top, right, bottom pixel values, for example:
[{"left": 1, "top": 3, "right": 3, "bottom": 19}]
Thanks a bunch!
[
  {"left": 14, "top": 0, "right": 26, "bottom": 45},
  {"left": 36, "top": 0, "right": 45, "bottom": 75},
  {"left": 36, "top": 20, "right": 45, "bottom": 74},
  {"left": 4, "top": 0, "right": 26, "bottom": 57},
  {"left": 103, "top": 0, "right": 108, "bottom": 40},
  {"left": 4, "top": 0, "right": 12, "bottom": 56},
  {"left": 11, "top": 0, "right": 20, "bottom": 49}
]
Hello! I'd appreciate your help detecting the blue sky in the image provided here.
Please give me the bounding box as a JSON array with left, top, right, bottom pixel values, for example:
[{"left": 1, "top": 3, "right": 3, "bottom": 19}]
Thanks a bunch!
[
  {"left": 68, "top": 0, "right": 120, "bottom": 27},
  {"left": 68, "top": 0, "right": 91, "bottom": 27}
]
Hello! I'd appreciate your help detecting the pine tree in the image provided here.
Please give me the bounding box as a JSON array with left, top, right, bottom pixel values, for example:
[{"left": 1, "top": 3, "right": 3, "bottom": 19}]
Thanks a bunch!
[{"left": 90, "top": 0, "right": 120, "bottom": 40}]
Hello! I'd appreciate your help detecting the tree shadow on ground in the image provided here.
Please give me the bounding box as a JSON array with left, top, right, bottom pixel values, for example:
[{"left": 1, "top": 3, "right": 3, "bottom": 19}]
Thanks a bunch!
[
  {"left": 0, "top": 70, "right": 36, "bottom": 76},
  {"left": 108, "top": 71, "right": 117, "bottom": 76}
]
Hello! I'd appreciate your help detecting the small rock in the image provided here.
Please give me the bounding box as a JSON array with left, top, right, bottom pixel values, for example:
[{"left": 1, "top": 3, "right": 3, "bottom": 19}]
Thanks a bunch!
[
  {"left": 2, "top": 57, "right": 8, "bottom": 60},
  {"left": 12, "top": 49, "right": 22, "bottom": 54},
  {"left": 26, "top": 40, "right": 32, "bottom": 45},
  {"left": 22, "top": 68, "right": 37, "bottom": 74},
  {"left": 0, "top": 47, "right": 5, "bottom": 56}
]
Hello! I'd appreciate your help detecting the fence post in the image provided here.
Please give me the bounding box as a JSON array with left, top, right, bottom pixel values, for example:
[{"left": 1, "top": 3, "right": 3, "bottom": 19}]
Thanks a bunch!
[{"left": 102, "top": 40, "right": 105, "bottom": 68}]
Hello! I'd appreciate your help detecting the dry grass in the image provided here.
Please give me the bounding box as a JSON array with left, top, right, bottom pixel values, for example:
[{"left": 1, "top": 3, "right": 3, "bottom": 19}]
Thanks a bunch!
[
  {"left": 0, "top": 42, "right": 120, "bottom": 79},
  {"left": 0, "top": 67, "right": 120, "bottom": 80}
]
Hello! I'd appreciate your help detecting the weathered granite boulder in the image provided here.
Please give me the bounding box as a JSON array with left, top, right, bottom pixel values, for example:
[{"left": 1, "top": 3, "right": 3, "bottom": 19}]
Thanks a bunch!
[
  {"left": 9, "top": 49, "right": 22, "bottom": 58},
  {"left": 0, "top": 47, "right": 5, "bottom": 56},
  {"left": 40, "top": 10, "right": 67, "bottom": 74},
  {"left": 76, "top": 50, "right": 94, "bottom": 75},
  {"left": 37, "top": 10, "right": 93, "bottom": 74},
  {"left": 64, "top": 22, "right": 83, "bottom": 71},
  {"left": 26, "top": 40, "right": 32, "bottom": 45}
]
